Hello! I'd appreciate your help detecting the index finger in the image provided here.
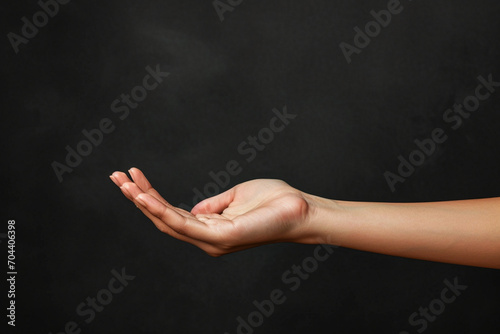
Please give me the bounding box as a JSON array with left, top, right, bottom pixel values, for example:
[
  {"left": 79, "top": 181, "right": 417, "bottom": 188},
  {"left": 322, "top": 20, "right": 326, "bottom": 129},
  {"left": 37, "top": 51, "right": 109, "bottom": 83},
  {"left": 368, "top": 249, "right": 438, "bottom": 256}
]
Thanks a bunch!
[{"left": 128, "top": 167, "right": 177, "bottom": 209}]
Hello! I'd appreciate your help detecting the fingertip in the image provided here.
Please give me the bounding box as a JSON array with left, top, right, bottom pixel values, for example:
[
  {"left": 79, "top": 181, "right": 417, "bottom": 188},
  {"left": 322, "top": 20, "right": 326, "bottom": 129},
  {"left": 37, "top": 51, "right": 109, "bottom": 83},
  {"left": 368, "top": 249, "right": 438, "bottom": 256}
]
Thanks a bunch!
[
  {"left": 192, "top": 188, "right": 234, "bottom": 214},
  {"left": 112, "top": 171, "right": 131, "bottom": 183},
  {"left": 128, "top": 167, "right": 144, "bottom": 182},
  {"left": 129, "top": 167, "right": 141, "bottom": 175},
  {"left": 135, "top": 193, "right": 147, "bottom": 207},
  {"left": 111, "top": 172, "right": 130, "bottom": 187},
  {"left": 136, "top": 193, "right": 155, "bottom": 207},
  {"left": 120, "top": 185, "right": 132, "bottom": 198},
  {"left": 191, "top": 201, "right": 205, "bottom": 215}
]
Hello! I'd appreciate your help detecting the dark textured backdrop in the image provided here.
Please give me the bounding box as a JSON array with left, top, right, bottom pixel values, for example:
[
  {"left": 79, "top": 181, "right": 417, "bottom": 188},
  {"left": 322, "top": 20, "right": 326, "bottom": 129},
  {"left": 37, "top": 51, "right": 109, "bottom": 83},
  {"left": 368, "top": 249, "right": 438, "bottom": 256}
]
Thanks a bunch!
[{"left": 2, "top": 0, "right": 500, "bottom": 333}]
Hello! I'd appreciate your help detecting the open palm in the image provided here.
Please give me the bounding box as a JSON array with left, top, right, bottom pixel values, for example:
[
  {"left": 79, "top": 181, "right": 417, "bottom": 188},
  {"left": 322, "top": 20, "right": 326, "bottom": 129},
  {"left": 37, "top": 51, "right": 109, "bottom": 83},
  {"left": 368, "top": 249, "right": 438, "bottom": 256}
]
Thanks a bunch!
[{"left": 110, "top": 168, "right": 311, "bottom": 256}]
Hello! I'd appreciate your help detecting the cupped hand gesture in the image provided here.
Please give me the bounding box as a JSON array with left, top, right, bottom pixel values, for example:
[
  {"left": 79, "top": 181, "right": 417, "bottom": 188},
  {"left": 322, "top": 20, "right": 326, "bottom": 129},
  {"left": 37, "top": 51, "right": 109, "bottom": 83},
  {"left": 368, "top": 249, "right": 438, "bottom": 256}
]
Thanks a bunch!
[{"left": 110, "top": 168, "right": 313, "bottom": 256}]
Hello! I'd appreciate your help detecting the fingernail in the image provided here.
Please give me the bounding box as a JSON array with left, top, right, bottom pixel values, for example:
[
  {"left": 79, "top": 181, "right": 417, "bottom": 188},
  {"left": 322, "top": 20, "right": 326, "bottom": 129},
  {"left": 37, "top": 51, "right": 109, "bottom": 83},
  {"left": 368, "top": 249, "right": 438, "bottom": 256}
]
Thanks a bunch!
[
  {"left": 120, "top": 185, "right": 131, "bottom": 197},
  {"left": 135, "top": 194, "right": 147, "bottom": 207}
]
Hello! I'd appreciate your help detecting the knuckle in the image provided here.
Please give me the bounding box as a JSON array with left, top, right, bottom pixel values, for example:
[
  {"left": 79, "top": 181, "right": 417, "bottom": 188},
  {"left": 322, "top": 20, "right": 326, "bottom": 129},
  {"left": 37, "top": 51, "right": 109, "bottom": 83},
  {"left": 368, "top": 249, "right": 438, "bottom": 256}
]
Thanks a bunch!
[
  {"left": 218, "top": 242, "right": 234, "bottom": 251},
  {"left": 203, "top": 245, "right": 228, "bottom": 257},
  {"left": 173, "top": 219, "right": 189, "bottom": 236},
  {"left": 206, "top": 249, "right": 225, "bottom": 257},
  {"left": 155, "top": 224, "right": 169, "bottom": 234},
  {"left": 206, "top": 251, "right": 222, "bottom": 257}
]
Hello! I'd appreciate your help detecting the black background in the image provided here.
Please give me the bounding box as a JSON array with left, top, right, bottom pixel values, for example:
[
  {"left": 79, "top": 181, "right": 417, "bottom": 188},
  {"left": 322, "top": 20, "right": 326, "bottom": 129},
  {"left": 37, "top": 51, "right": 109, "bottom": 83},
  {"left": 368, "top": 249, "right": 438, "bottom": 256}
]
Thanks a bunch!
[{"left": 2, "top": 0, "right": 500, "bottom": 333}]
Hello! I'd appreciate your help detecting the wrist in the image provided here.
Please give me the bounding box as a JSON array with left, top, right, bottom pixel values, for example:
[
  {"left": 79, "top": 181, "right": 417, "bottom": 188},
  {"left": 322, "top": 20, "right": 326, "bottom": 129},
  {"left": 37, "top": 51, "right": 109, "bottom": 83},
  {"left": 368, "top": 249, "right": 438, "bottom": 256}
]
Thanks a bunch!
[{"left": 301, "top": 192, "right": 355, "bottom": 246}]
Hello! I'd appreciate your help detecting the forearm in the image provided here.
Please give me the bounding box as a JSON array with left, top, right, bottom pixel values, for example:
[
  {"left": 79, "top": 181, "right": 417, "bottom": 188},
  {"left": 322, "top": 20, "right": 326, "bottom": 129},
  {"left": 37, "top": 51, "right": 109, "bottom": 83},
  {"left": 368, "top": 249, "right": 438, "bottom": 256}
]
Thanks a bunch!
[{"left": 303, "top": 194, "right": 500, "bottom": 269}]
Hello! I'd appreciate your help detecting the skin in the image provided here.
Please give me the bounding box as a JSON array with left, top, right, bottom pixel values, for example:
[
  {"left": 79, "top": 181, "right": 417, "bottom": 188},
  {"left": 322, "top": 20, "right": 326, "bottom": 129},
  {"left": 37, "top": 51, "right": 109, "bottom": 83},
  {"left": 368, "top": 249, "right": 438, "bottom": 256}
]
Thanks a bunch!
[{"left": 110, "top": 168, "right": 500, "bottom": 269}]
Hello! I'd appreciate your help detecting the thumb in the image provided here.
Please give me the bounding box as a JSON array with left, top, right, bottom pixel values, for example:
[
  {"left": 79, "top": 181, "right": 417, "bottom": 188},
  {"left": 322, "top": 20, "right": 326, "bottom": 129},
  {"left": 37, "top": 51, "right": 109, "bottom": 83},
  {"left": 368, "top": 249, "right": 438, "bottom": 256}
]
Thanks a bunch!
[{"left": 191, "top": 187, "right": 235, "bottom": 215}]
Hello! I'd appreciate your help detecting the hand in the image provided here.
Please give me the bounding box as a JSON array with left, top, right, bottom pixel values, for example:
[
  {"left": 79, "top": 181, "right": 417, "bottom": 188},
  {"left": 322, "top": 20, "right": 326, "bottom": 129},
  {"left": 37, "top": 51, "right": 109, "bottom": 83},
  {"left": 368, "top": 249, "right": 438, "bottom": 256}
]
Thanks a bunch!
[{"left": 110, "top": 168, "right": 312, "bottom": 256}]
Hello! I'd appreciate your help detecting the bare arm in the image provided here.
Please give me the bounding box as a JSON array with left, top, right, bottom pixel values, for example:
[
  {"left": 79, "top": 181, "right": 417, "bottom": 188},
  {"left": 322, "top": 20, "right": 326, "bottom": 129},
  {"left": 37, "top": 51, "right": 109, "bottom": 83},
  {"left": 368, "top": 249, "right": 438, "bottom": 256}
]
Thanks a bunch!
[
  {"left": 304, "top": 194, "right": 500, "bottom": 269},
  {"left": 110, "top": 168, "right": 500, "bottom": 269}
]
